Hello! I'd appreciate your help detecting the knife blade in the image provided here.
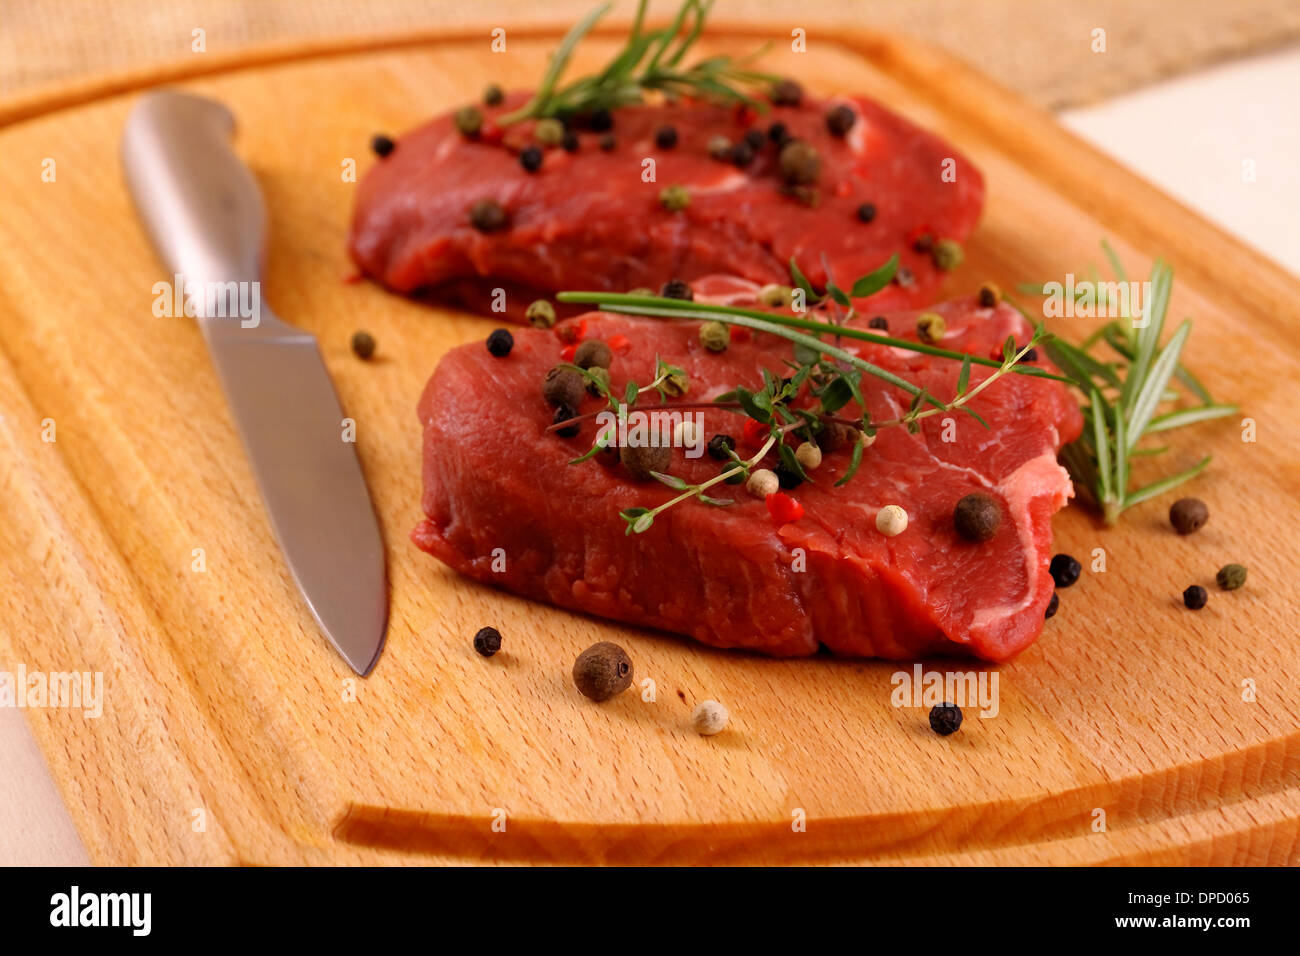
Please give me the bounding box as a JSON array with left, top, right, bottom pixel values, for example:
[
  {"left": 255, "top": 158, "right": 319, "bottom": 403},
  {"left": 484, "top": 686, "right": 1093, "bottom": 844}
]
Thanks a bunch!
[{"left": 121, "top": 90, "right": 387, "bottom": 674}]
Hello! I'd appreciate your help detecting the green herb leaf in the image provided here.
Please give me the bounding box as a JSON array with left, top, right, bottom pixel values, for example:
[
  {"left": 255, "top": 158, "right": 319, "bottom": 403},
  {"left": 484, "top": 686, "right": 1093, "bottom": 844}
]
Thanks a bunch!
[
  {"left": 834, "top": 433, "right": 866, "bottom": 486},
  {"left": 849, "top": 254, "right": 900, "bottom": 298}
]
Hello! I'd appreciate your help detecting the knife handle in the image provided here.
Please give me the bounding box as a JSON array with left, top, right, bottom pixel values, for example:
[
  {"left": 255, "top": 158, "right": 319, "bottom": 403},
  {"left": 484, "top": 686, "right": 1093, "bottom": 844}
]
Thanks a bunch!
[{"left": 121, "top": 91, "right": 266, "bottom": 290}]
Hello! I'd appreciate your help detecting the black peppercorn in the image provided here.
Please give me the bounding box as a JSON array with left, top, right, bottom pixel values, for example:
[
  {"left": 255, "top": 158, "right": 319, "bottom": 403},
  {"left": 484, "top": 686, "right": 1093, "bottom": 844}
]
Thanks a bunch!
[
  {"left": 1049, "top": 553, "right": 1082, "bottom": 588},
  {"left": 599, "top": 133, "right": 616, "bottom": 151},
  {"left": 553, "top": 403, "right": 581, "bottom": 437},
  {"left": 655, "top": 125, "right": 678, "bottom": 149},
  {"left": 1169, "top": 497, "right": 1208, "bottom": 535},
  {"left": 707, "top": 433, "right": 736, "bottom": 460},
  {"left": 825, "top": 104, "right": 856, "bottom": 137},
  {"left": 371, "top": 134, "right": 395, "bottom": 157},
  {"left": 775, "top": 464, "right": 803, "bottom": 489},
  {"left": 768, "top": 122, "right": 790, "bottom": 146},
  {"left": 469, "top": 197, "right": 509, "bottom": 232},
  {"left": 743, "top": 128, "right": 765, "bottom": 151},
  {"left": 912, "top": 233, "right": 934, "bottom": 254},
  {"left": 485, "top": 328, "right": 514, "bottom": 357},
  {"left": 1045, "top": 592, "right": 1059, "bottom": 619},
  {"left": 661, "top": 278, "right": 694, "bottom": 300},
  {"left": 473, "top": 626, "right": 502, "bottom": 657},
  {"left": 350, "top": 331, "right": 376, "bottom": 360},
  {"left": 977, "top": 282, "right": 1000, "bottom": 308},
  {"left": 866, "top": 316, "right": 889, "bottom": 332},
  {"left": 483, "top": 84, "right": 504, "bottom": 106},
  {"left": 953, "top": 493, "right": 1001, "bottom": 541},
  {"left": 856, "top": 202, "right": 877, "bottom": 223},
  {"left": 572, "top": 642, "right": 633, "bottom": 702},
  {"left": 544, "top": 366, "right": 586, "bottom": 408},
  {"left": 561, "top": 131, "right": 580, "bottom": 152},
  {"left": 587, "top": 108, "right": 613, "bottom": 132},
  {"left": 770, "top": 78, "right": 803, "bottom": 106},
  {"left": 519, "top": 145, "right": 543, "bottom": 172},
  {"left": 929, "top": 702, "right": 963, "bottom": 736},
  {"left": 730, "top": 141, "right": 755, "bottom": 167},
  {"left": 1183, "top": 585, "right": 1208, "bottom": 610},
  {"left": 1021, "top": 347, "right": 1039, "bottom": 362}
]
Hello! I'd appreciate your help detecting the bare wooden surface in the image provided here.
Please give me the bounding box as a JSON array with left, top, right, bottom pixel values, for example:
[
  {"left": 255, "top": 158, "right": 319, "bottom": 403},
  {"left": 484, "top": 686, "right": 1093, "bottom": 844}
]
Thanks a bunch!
[{"left": 0, "top": 26, "right": 1296, "bottom": 865}]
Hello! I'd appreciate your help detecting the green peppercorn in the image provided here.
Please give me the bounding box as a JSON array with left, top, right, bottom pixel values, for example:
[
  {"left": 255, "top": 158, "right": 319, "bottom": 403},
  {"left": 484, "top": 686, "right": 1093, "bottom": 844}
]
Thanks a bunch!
[
  {"left": 659, "top": 183, "right": 691, "bottom": 212},
  {"left": 468, "top": 198, "right": 509, "bottom": 232},
  {"left": 707, "top": 134, "right": 733, "bottom": 161},
  {"left": 916, "top": 311, "right": 946, "bottom": 344},
  {"left": 722, "top": 461, "right": 745, "bottom": 484},
  {"left": 572, "top": 642, "right": 633, "bottom": 702},
  {"left": 770, "top": 78, "right": 803, "bottom": 106},
  {"left": 758, "top": 284, "right": 792, "bottom": 308},
  {"left": 620, "top": 442, "right": 671, "bottom": 481},
  {"left": 535, "top": 117, "right": 564, "bottom": 146},
  {"left": 1216, "top": 563, "right": 1247, "bottom": 591},
  {"left": 932, "top": 238, "right": 964, "bottom": 271},
  {"left": 977, "top": 282, "right": 1000, "bottom": 308},
  {"left": 525, "top": 299, "right": 557, "bottom": 328},
  {"left": 350, "top": 331, "right": 376, "bottom": 360},
  {"left": 778, "top": 140, "right": 821, "bottom": 185},
  {"left": 953, "top": 493, "right": 1001, "bottom": 541},
  {"left": 483, "top": 84, "right": 504, "bottom": 106},
  {"left": 699, "top": 321, "right": 730, "bottom": 352},
  {"left": 660, "top": 368, "right": 689, "bottom": 397},
  {"left": 574, "top": 339, "right": 612, "bottom": 369},
  {"left": 585, "top": 365, "right": 611, "bottom": 397},
  {"left": 543, "top": 366, "right": 585, "bottom": 408},
  {"left": 454, "top": 105, "right": 483, "bottom": 138},
  {"left": 1169, "top": 497, "right": 1208, "bottom": 535}
]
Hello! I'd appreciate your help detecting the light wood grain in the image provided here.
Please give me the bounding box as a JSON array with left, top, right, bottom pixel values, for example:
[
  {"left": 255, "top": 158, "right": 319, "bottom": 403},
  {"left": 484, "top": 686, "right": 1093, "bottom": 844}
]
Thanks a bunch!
[{"left": 0, "top": 26, "right": 1296, "bottom": 865}]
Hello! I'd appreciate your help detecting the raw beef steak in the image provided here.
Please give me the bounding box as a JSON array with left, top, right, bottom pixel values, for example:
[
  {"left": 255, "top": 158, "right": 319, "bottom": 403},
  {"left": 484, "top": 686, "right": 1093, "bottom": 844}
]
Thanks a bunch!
[
  {"left": 350, "top": 92, "right": 983, "bottom": 322},
  {"left": 412, "top": 291, "right": 1083, "bottom": 661}
]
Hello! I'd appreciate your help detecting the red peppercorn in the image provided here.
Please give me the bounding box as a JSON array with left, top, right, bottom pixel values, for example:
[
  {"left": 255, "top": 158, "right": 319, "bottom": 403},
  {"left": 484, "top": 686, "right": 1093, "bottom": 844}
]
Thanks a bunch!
[
  {"left": 730, "top": 326, "right": 751, "bottom": 343},
  {"left": 742, "top": 417, "right": 767, "bottom": 446},
  {"left": 480, "top": 121, "right": 504, "bottom": 145},
  {"left": 766, "top": 491, "right": 804, "bottom": 524},
  {"left": 608, "top": 334, "right": 631, "bottom": 353},
  {"left": 560, "top": 343, "right": 576, "bottom": 362}
]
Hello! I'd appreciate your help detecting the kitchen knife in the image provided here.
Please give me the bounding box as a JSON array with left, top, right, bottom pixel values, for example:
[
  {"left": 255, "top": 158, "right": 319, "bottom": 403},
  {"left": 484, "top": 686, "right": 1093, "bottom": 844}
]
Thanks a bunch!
[{"left": 121, "top": 90, "right": 387, "bottom": 675}]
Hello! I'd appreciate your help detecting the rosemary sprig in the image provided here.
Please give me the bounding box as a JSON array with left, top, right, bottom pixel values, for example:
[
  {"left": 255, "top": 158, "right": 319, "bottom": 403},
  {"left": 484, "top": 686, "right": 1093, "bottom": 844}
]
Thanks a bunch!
[
  {"left": 1019, "top": 243, "right": 1237, "bottom": 524},
  {"left": 499, "top": 0, "right": 778, "bottom": 125}
]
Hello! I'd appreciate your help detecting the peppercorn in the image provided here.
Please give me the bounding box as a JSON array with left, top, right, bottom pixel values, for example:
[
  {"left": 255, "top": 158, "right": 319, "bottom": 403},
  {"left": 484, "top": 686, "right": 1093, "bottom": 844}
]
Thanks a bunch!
[
  {"left": 620, "top": 442, "right": 671, "bottom": 481},
  {"left": 916, "top": 312, "right": 946, "bottom": 344},
  {"left": 574, "top": 339, "right": 613, "bottom": 369},
  {"left": 699, "top": 321, "right": 730, "bottom": 352},
  {"left": 485, "top": 328, "right": 514, "bottom": 357},
  {"left": 758, "top": 284, "right": 792, "bottom": 307},
  {"left": 775, "top": 464, "right": 803, "bottom": 489},
  {"left": 856, "top": 202, "right": 877, "bottom": 223},
  {"left": 661, "top": 278, "right": 693, "bottom": 300},
  {"left": 599, "top": 133, "right": 617, "bottom": 151},
  {"left": 519, "top": 145, "right": 543, "bottom": 172},
  {"left": 469, "top": 198, "right": 509, "bottom": 232},
  {"left": 929, "top": 702, "right": 963, "bottom": 736},
  {"left": 370, "top": 134, "right": 395, "bottom": 157},
  {"left": 473, "top": 626, "right": 502, "bottom": 657},
  {"left": 582, "top": 108, "right": 611, "bottom": 131},
  {"left": 953, "top": 493, "right": 1001, "bottom": 542},
  {"left": 722, "top": 462, "right": 745, "bottom": 484},
  {"left": 741, "top": 128, "right": 765, "bottom": 151},
  {"left": 818, "top": 421, "right": 857, "bottom": 453},
  {"left": 729, "top": 141, "right": 755, "bottom": 167},
  {"left": 561, "top": 131, "right": 580, "bottom": 152},
  {"left": 768, "top": 122, "right": 790, "bottom": 146},
  {"left": 707, "top": 134, "right": 732, "bottom": 161},
  {"left": 552, "top": 403, "right": 580, "bottom": 437},
  {"left": 454, "top": 105, "right": 483, "bottom": 138},
  {"left": 778, "top": 140, "right": 821, "bottom": 185},
  {"left": 876, "top": 504, "right": 908, "bottom": 536},
  {"left": 659, "top": 183, "right": 690, "bottom": 212},
  {"left": 867, "top": 315, "right": 888, "bottom": 330},
  {"left": 535, "top": 117, "right": 565, "bottom": 146},
  {"left": 977, "top": 282, "right": 1000, "bottom": 308},
  {"left": 770, "top": 78, "right": 803, "bottom": 106},
  {"left": 747, "top": 468, "right": 779, "bottom": 497},
  {"left": 1021, "top": 347, "right": 1039, "bottom": 362},
  {"left": 795, "top": 442, "right": 822, "bottom": 470},
  {"left": 660, "top": 368, "right": 689, "bottom": 397},
  {"left": 1045, "top": 592, "right": 1059, "bottom": 619},
  {"left": 1183, "top": 585, "right": 1208, "bottom": 610},
  {"left": 825, "top": 104, "right": 856, "bottom": 137},
  {"left": 1169, "top": 497, "right": 1208, "bottom": 535},
  {"left": 572, "top": 642, "right": 633, "bottom": 702},
  {"left": 932, "top": 238, "right": 964, "bottom": 271},
  {"left": 585, "top": 366, "right": 610, "bottom": 397},
  {"left": 483, "top": 84, "right": 504, "bottom": 106},
  {"left": 524, "top": 299, "right": 555, "bottom": 329},
  {"left": 1216, "top": 563, "right": 1247, "bottom": 591},
  {"left": 911, "top": 233, "right": 934, "bottom": 254},
  {"left": 692, "top": 699, "right": 729, "bottom": 736},
  {"left": 350, "top": 331, "right": 376, "bottom": 360},
  {"left": 543, "top": 366, "right": 585, "bottom": 408},
  {"left": 655, "top": 125, "right": 678, "bottom": 149},
  {"left": 1049, "top": 553, "right": 1082, "bottom": 588},
  {"left": 707, "top": 433, "right": 736, "bottom": 460}
]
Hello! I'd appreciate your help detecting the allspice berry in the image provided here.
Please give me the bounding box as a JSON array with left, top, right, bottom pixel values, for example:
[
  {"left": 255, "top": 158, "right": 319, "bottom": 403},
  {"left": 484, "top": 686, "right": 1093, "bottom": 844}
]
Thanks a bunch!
[
  {"left": 778, "top": 140, "right": 821, "bottom": 185},
  {"left": 1169, "top": 497, "right": 1208, "bottom": 535},
  {"left": 620, "top": 442, "right": 671, "bottom": 481},
  {"left": 543, "top": 366, "right": 586, "bottom": 408},
  {"left": 572, "top": 642, "right": 633, "bottom": 702},
  {"left": 573, "top": 339, "right": 613, "bottom": 369},
  {"left": 468, "top": 197, "right": 509, "bottom": 232},
  {"left": 953, "top": 493, "right": 1001, "bottom": 541}
]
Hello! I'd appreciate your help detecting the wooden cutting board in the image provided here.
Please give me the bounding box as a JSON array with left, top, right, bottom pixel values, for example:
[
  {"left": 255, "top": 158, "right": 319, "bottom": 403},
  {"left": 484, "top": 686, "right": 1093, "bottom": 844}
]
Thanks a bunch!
[{"left": 1, "top": 22, "right": 1297, "bottom": 866}]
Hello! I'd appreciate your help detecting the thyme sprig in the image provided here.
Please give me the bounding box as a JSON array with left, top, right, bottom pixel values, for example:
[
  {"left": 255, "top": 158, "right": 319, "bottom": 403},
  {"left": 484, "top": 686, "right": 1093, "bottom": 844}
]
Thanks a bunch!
[
  {"left": 1017, "top": 242, "right": 1237, "bottom": 524},
  {"left": 499, "top": 0, "right": 778, "bottom": 125}
]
